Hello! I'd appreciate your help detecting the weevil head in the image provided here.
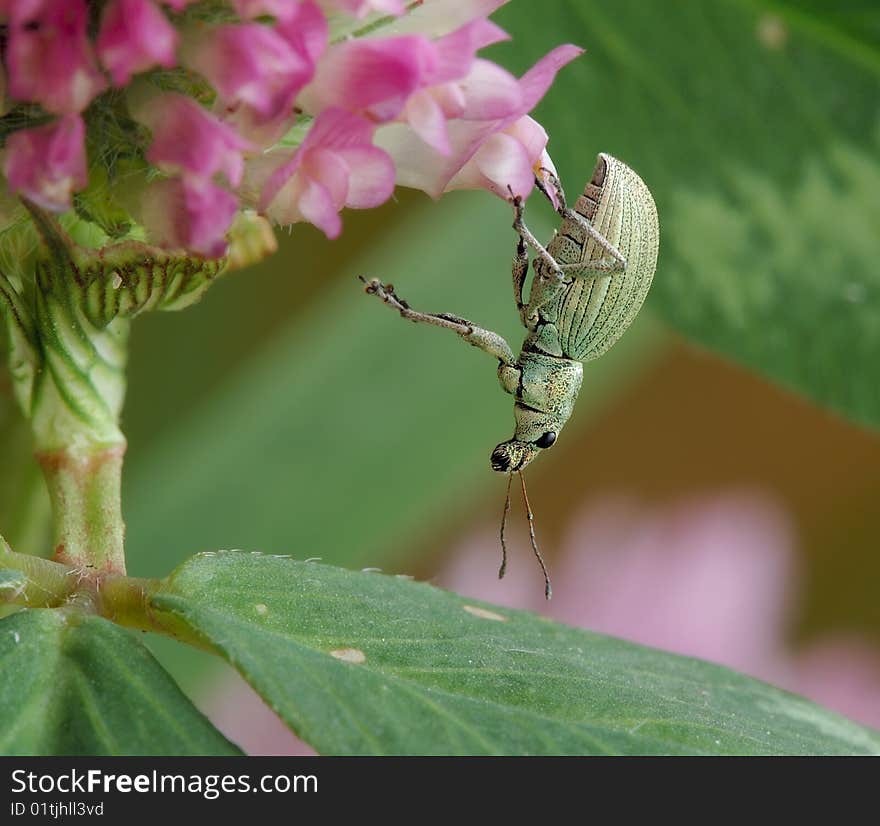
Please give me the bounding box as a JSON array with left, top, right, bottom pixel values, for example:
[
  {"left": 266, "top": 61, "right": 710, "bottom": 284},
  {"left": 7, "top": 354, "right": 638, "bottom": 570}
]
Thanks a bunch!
[
  {"left": 490, "top": 427, "right": 559, "bottom": 473},
  {"left": 491, "top": 402, "right": 565, "bottom": 473}
]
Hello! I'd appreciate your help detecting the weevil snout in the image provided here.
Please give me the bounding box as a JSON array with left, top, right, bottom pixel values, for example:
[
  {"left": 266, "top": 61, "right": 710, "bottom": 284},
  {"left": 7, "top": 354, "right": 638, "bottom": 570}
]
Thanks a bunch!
[
  {"left": 490, "top": 440, "right": 540, "bottom": 473},
  {"left": 490, "top": 444, "right": 512, "bottom": 472}
]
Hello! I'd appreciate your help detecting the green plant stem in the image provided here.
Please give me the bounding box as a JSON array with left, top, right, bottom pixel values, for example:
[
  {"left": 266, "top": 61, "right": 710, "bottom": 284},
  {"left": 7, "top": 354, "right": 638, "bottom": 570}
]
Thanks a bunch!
[
  {"left": 0, "top": 536, "right": 75, "bottom": 607},
  {"left": 0, "top": 535, "right": 212, "bottom": 649},
  {"left": 100, "top": 573, "right": 215, "bottom": 652},
  {"left": 36, "top": 445, "right": 126, "bottom": 574}
]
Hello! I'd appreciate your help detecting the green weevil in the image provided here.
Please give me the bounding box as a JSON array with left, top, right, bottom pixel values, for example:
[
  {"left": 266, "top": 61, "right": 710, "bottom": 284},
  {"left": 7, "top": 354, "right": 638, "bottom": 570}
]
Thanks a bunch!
[{"left": 362, "top": 153, "right": 659, "bottom": 597}]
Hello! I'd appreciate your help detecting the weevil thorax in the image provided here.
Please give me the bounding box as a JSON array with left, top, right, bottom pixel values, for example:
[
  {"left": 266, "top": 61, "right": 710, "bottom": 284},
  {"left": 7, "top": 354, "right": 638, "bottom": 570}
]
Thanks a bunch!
[{"left": 491, "top": 351, "right": 583, "bottom": 472}]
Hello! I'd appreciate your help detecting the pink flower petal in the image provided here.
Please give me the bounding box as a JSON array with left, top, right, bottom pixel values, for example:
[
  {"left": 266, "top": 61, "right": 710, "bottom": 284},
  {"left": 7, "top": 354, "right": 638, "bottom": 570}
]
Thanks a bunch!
[
  {"left": 518, "top": 44, "right": 585, "bottom": 112},
  {"left": 232, "top": 1, "right": 328, "bottom": 64},
  {"left": 375, "top": 118, "right": 498, "bottom": 198},
  {"left": 300, "top": 107, "right": 379, "bottom": 153},
  {"left": 97, "top": 0, "right": 178, "bottom": 86},
  {"left": 429, "top": 18, "right": 509, "bottom": 85},
  {"left": 140, "top": 177, "right": 237, "bottom": 257},
  {"left": 302, "top": 148, "right": 351, "bottom": 208},
  {"left": 504, "top": 114, "right": 549, "bottom": 161},
  {"left": 431, "top": 83, "right": 467, "bottom": 120},
  {"left": 4, "top": 114, "right": 87, "bottom": 211},
  {"left": 257, "top": 108, "right": 394, "bottom": 237},
  {"left": 275, "top": 1, "right": 328, "bottom": 65},
  {"left": 457, "top": 59, "right": 523, "bottom": 120},
  {"left": 256, "top": 152, "right": 303, "bottom": 215},
  {"left": 297, "top": 177, "right": 342, "bottom": 238},
  {"left": 219, "top": 105, "right": 297, "bottom": 149},
  {"left": 335, "top": 146, "right": 396, "bottom": 208},
  {"left": 6, "top": 0, "right": 106, "bottom": 113},
  {"left": 404, "top": 91, "right": 451, "bottom": 155},
  {"left": 450, "top": 130, "right": 535, "bottom": 198},
  {"left": 301, "top": 36, "right": 431, "bottom": 122},
  {"left": 186, "top": 24, "right": 312, "bottom": 121},
  {"left": 378, "top": 43, "right": 581, "bottom": 200},
  {"left": 141, "top": 94, "right": 253, "bottom": 186}
]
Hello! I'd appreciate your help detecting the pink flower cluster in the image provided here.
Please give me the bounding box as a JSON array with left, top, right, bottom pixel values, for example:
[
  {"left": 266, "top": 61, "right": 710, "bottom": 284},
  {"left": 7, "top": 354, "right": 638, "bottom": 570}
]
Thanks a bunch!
[{"left": 0, "top": 0, "right": 581, "bottom": 256}]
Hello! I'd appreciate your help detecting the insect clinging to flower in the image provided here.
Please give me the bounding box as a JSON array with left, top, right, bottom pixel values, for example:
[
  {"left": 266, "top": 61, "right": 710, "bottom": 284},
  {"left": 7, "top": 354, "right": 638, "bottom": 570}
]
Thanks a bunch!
[{"left": 363, "top": 152, "right": 659, "bottom": 598}]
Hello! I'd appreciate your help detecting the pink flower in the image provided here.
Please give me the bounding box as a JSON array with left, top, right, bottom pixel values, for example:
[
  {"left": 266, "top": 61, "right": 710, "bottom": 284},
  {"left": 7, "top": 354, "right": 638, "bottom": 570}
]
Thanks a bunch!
[
  {"left": 139, "top": 178, "right": 237, "bottom": 258},
  {"left": 3, "top": 114, "right": 87, "bottom": 211},
  {"left": 444, "top": 115, "right": 550, "bottom": 199},
  {"left": 300, "top": 36, "right": 430, "bottom": 123},
  {"left": 397, "top": 19, "right": 516, "bottom": 154},
  {"left": 256, "top": 108, "right": 395, "bottom": 238},
  {"left": 301, "top": 18, "right": 511, "bottom": 138},
  {"left": 140, "top": 94, "right": 253, "bottom": 186},
  {"left": 425, "top": 18, "right": 511, "bottom": 90},
  {"left": 97, "top": 0, "right": 178, "bottom": 87},
  {"left": 6, "top": 0, "right": 106, "bottom": 114},
  {"left": 206, "top": 4, "right": 328, "bottom": 145},
  {"left": 0, "top": 0, "right": 578, "bottom": 258},
  {"left": 273, "top": 0, "right": 328, "bottom": 66},
  {"left": 187, "top": 4, "right": 327, "bottom": 126},
  {"left": 187, "top": 24, "right": 313, "bottom": 122},
  {"left": 377, "top": 44, "right": 582, "bottom": 200}
]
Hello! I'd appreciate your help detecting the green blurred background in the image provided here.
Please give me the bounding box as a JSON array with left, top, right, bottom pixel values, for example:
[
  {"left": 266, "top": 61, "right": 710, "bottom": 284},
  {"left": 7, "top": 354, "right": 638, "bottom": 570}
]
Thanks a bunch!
[{"left": 2, "top": 0, "right": 879, "bottom": 745}]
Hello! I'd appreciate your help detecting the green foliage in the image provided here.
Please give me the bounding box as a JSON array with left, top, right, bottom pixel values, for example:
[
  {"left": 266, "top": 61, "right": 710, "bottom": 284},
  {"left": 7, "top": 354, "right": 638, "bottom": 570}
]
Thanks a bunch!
[
  {"left": 495, "top": 0, "right": 880, "bottom": 428},
  {"left": 151, "top": 552, "right": 880, "bottom": 755},
  {"left": 0, "top": 609, "right": 240, "bottom": 756}
]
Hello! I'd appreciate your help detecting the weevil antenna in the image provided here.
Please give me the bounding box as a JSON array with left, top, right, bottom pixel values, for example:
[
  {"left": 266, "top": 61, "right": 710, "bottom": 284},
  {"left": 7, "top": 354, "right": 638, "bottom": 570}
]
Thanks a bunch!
[
  {"left": 519, "top": 471, "right": 552, "bottom": 600},
  {"left": 498, "top": 471, "right": 513, "bottom": 580}
]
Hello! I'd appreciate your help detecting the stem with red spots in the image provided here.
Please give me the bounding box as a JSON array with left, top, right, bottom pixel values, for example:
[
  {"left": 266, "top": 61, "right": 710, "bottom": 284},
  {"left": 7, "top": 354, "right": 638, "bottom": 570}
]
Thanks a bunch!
[{"left": 37, "top": 445, "right": 127, "bottom": 575}]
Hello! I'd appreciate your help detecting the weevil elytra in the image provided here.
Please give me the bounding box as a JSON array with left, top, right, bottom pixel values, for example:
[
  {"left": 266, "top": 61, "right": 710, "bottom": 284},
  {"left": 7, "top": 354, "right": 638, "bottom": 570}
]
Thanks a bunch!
[{"left": 362, "top": 153, "right": 659, "bottom": 598}]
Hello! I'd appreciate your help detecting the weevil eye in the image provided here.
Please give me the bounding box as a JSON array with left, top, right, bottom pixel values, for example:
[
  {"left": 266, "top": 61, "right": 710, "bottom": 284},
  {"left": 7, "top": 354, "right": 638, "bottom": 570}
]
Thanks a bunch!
[{"left": 535, "top": 431, "right": 557, "bottom": 449}]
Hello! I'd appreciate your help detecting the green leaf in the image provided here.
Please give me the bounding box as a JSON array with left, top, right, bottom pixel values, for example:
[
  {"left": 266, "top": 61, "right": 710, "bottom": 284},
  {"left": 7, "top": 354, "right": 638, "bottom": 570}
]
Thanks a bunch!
[
  {"left": 493, "top": 0, "right": 880, "bottom": 428},
  {"left": 0, "top": 609, "right": 241, "bottom": 755},
  {"left": 151, "top": 552, "right": 880, "bottom": 755}
]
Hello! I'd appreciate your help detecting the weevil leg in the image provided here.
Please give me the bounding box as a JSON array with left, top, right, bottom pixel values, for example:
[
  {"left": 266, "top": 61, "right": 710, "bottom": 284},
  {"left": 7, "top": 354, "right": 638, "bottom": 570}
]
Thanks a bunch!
[
  {"left": 567, "top": 215, "right": 627, "bottom": 270},
  {"left": 360, "top": 277, "right": 517, "bottom": 367},
  {"left": 536, "top": 170, "right": 628, "bottom": 271},
  {"left": 511, "top": 236, "right": 531, "bottom": 327},
  {"left": 557, "top": 258, "right": 626, "bottom": 275},
  {"left": 535, "top": 168, "right": 569, "bottom": 213},
  {"left": 508, "top": 189, "right": 562, "bottom": 277}
]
